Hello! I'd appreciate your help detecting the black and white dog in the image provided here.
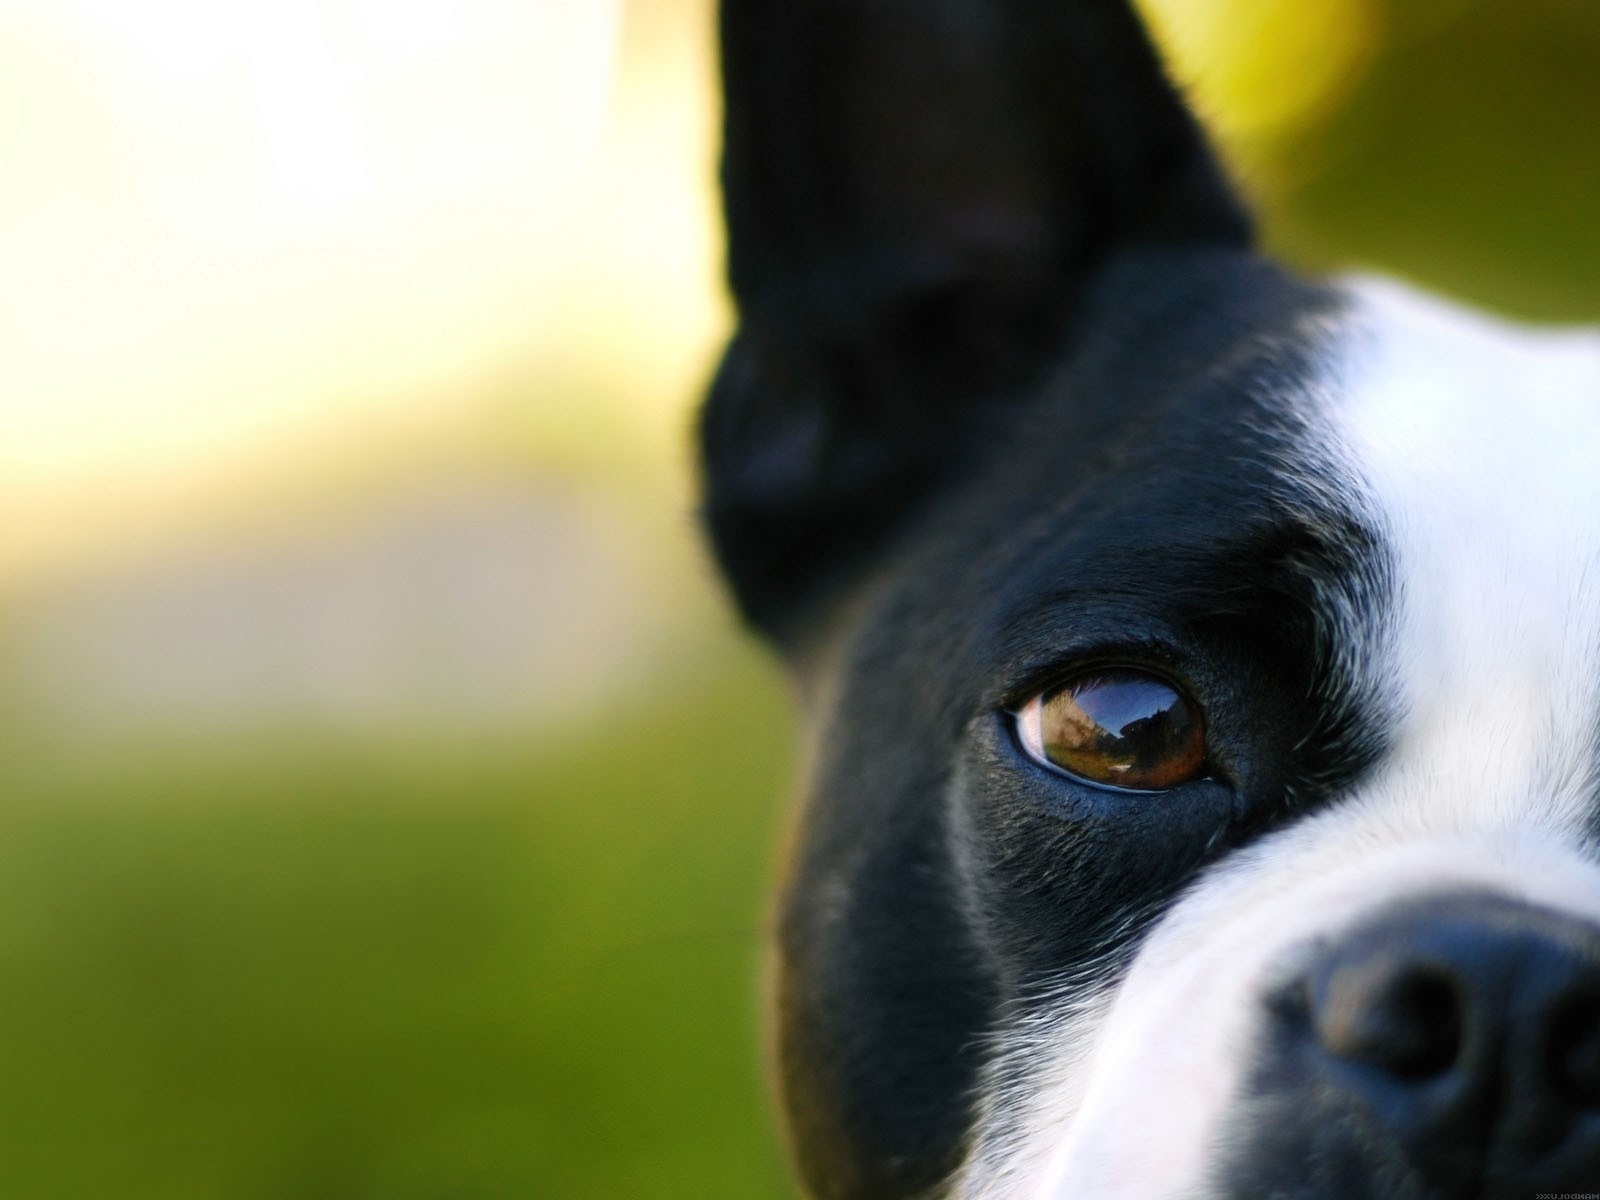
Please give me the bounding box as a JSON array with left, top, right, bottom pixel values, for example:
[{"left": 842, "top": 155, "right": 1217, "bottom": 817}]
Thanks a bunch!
[{"left": 698, "top": 1, "right": 1600, "bottom": 1196}]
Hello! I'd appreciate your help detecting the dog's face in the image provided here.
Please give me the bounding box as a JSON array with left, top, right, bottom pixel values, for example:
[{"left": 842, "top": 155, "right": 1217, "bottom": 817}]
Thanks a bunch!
[{"left": 700, "top": 3, "right": 1600, "bottom": 1197}]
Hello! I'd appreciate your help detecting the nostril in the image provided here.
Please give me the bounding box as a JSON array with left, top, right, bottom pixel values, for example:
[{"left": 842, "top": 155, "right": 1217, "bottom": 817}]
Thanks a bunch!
[
  {"left": 1262, "top": 895, "right": 1600, "bottom": 1179},
  {"left": 1384, "top": 970, "right": 1463, "bottom": 1080},
  {"left": 1316, "top": 961, "right": 1463, "bottom": 1082},
  {"left": 1548, "top": 992, "right": 1600, "bottom": 1108}
]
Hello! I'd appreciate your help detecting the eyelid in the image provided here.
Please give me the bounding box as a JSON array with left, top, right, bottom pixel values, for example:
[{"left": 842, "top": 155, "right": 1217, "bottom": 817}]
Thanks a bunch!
[{"left": 991, "top": 634, "right": 1190, "bottom": 712}]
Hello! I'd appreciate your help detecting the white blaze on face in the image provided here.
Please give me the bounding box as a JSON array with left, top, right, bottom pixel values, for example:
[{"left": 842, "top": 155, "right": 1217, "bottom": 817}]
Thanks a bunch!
[
  {"left": 1338, "top": 277, "right": 1600, "bottom": 834},
  {"left": 959, "top": 278, "right": 1600, "bottom": 1200}
]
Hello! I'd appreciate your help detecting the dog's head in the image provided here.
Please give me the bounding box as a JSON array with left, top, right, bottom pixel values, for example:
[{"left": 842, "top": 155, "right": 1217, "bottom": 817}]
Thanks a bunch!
[{"left": 698, "top": 2, "right": 1600, "bottom": 1197}]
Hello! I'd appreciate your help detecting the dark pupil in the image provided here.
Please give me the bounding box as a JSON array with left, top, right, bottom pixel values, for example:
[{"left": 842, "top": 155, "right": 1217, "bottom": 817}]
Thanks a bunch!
[{"left": 1041, "top": 673, "right": 1201, "bottom": 789}]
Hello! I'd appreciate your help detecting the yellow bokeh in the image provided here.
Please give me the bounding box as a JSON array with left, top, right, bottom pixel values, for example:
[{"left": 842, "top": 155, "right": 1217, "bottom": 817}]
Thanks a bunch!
[
  {"left": 0, "top": 0, "right": 1382, "bottom": 580},
  {"left": 1139, "top": 0, "right": 1380, "bottom": 146},
  {"left": 1, "top": 0, "right": 709, "bottom": 575}
]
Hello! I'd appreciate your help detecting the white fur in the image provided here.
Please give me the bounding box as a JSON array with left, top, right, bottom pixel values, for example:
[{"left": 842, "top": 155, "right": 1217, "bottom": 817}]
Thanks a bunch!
[{"left": 956, "top": 278, "right": 1600, "bottom": 1200}]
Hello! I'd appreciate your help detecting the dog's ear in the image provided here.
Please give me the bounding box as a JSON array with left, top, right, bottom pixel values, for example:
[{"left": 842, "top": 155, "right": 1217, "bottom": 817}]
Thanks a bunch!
[{"left": 701, "top": 0, "right": 1251, "bottom": 639}]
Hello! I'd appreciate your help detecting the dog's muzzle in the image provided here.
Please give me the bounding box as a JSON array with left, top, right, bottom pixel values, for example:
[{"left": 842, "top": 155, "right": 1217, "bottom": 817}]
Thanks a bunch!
[{"left": 1220, "top": 891, "right": 1600, "bottom": 1197}]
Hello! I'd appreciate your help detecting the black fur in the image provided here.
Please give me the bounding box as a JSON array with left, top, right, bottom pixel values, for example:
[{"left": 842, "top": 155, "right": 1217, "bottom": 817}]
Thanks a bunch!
[
  {"left": 703, "top": 0, "right": 1250, "bottom": 642},
  {"left": 700, "top": 1, "right": 1396, "bottom": 1197},
  {"left": 758, "top": 252, "right": 1395, "bottom": 1197}
]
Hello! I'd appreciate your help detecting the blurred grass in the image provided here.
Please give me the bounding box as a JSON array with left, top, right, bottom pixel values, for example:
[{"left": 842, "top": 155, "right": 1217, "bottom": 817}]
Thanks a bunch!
[
  {"left": 1, "top": 648, "right": 797, "bottom": 1199},
  {"left": 1266, "top": 1, "right": 1600, "bottom": 320}
]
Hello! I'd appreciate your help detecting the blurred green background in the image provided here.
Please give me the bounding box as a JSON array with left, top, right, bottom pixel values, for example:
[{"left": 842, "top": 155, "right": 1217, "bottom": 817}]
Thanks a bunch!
[{"left": 1, "top": 1, "right": 1597, "bottom": 1196}]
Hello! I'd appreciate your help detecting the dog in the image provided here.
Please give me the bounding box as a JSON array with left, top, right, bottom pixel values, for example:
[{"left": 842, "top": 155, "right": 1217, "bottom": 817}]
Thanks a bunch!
[{"left": 697, "top": 1, "right": 1600, "bottom": 1196}]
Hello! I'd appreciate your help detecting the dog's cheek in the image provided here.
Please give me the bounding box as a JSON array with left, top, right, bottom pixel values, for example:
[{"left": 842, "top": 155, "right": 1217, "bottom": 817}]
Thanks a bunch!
[
  {"left": 767, "top": 730, "right": 1001, "bottom": 1200},
  {"left": 950, "top": 716, "right": 1237, "bottom": 983}
]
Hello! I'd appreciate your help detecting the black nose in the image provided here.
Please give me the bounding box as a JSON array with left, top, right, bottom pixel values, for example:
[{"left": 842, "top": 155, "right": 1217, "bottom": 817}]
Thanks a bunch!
[{"left": 1272, "top": 892, "right": 1600, "bottom": 1192}]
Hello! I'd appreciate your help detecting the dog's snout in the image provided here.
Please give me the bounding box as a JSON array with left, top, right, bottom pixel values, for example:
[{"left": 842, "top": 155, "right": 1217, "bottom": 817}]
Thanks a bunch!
[{"left": 1267, "top": 893, "right": 1600, "bottom": 1187}]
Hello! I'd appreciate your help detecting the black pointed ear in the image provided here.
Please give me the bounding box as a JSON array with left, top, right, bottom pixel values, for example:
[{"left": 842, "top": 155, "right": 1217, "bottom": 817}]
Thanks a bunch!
[{"left": 700, "top": 0, "right": 1252, "bottom": 640}]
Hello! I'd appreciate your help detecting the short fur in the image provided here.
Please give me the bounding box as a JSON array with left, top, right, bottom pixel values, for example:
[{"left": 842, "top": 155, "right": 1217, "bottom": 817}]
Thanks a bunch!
[{"left": 699, "top": 2, "right": 1600, "bottom": 1197}]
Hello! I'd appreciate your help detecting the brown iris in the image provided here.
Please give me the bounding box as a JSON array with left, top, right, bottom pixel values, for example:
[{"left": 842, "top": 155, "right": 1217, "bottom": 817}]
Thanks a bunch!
[{"left": 1016, "top": 670, "right": 1205, "bottom": 791}]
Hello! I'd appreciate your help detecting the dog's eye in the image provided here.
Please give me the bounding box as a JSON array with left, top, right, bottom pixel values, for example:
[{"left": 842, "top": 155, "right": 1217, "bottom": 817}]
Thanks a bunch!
[{"left": 1014, "top": 670, "right": 1205, "bottom": 792}]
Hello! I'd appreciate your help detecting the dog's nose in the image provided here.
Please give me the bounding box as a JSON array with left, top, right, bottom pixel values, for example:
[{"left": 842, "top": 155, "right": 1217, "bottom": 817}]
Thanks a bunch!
[{"left": 1276, "top": 892, "right": 1600, "bottom": 1186}]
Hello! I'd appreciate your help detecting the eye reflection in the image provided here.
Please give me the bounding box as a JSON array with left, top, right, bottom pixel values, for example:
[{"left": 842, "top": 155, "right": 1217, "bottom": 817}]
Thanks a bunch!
[{"left": 1015, "top": 670, "right": 1205, "bottom": 792}]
